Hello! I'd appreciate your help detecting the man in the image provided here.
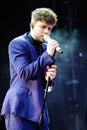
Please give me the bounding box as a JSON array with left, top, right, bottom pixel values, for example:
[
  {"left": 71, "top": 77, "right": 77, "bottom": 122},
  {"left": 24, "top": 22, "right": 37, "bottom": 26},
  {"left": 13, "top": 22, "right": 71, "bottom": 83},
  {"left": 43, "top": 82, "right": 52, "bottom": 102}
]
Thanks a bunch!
[{"left": 1, "top": 8, "right": 59, "bottom": 130}]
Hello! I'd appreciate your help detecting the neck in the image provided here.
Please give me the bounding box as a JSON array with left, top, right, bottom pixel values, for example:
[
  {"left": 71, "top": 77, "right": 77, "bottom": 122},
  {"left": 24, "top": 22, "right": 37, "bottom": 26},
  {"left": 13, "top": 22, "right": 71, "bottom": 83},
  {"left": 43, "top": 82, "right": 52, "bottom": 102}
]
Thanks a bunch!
[{"left": 30, "top": 31, "right": 36, "bottom": 40}]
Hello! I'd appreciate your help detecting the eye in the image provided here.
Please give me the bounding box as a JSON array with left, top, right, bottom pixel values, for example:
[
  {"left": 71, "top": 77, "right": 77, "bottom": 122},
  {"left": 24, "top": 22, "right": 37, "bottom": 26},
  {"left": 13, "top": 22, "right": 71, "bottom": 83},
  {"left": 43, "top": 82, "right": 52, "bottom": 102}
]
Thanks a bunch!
[{"left": 48, "top": 27, "right": 52, "bottom": 31}]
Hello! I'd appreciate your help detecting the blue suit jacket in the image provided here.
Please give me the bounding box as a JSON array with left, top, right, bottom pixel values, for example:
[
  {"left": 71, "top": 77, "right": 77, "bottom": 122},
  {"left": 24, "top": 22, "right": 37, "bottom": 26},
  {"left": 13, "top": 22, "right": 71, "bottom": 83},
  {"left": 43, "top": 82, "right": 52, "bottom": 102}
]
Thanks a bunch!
[{"left": 1, "top": 33, "right": 55, "bottom": 123}]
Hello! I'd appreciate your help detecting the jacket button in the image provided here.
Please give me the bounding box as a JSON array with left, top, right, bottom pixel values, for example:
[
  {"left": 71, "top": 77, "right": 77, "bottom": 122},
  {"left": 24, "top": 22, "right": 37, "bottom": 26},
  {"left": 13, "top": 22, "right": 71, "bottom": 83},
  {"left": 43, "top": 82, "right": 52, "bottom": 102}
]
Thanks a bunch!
[{"left": 28, "top": 92, "right": 32, "bottom": 96}]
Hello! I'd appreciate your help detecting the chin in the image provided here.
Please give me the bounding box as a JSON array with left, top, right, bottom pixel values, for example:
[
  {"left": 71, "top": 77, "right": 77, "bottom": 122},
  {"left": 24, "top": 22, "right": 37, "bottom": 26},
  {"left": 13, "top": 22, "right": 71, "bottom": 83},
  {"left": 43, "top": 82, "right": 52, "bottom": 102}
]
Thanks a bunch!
[{"left": 39, "top": 38, "right": 43, "bottom": 42}]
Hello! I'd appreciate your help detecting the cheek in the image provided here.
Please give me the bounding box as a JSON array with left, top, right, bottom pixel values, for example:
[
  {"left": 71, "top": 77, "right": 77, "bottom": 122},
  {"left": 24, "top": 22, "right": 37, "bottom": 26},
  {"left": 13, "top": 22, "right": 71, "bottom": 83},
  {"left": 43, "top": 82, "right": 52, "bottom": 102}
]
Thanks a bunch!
[
  {"left": 34, "top": 27, "right": 40, "bottom": 33},
  {"left": 33, "top": 28, "right": 38, "bottom": 36},
  {"left": 35, "top": 28, "right": 43, "bottom": 35}
]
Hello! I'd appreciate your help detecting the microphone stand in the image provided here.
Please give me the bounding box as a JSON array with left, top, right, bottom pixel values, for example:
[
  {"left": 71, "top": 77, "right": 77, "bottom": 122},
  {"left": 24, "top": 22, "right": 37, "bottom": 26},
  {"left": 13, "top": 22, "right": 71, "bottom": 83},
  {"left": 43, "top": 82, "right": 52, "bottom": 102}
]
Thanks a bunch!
[
  {"left": 38, "top": 76, "right": 51, "bottom": 130},
  {"left": 38, "top": 49, "right": 62, "bottom": 130}
]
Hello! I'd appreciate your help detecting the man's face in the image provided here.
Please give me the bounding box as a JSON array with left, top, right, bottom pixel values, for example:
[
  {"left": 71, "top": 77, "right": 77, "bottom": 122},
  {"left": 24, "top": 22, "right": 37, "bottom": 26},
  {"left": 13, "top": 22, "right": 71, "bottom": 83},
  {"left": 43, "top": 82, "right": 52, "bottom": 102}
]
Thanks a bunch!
[{"left": 30, "top": 19, "right": 54, "bottom": 42}]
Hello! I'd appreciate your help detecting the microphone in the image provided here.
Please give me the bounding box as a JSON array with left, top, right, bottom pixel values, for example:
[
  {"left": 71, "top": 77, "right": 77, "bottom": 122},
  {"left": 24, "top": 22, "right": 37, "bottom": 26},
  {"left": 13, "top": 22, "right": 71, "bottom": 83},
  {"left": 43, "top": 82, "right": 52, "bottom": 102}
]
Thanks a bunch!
[{"left": 44, "top": 35, "right": 63, "bottom": 54}]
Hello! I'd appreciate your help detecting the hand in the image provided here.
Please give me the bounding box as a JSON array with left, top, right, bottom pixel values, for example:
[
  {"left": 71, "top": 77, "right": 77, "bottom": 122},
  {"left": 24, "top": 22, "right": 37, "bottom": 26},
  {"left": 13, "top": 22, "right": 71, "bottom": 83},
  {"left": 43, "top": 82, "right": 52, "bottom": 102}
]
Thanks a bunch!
[
  {"left": 47, "top": 39, "right": 59, "bottom": 57},
  {"left": 45, "top": 64, "right": 57, "bottom": 80}
]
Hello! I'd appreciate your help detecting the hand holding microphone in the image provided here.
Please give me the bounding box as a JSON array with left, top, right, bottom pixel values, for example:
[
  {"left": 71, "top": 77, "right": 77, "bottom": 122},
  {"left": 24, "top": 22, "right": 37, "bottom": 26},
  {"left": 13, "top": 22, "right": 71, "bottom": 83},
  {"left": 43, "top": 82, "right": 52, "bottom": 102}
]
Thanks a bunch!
[
  {"left": 45, "top": 64, "right": 57, "bottom": 81},
  {"left": 44, "top": 35, "right": 63, "bottom": 57}
]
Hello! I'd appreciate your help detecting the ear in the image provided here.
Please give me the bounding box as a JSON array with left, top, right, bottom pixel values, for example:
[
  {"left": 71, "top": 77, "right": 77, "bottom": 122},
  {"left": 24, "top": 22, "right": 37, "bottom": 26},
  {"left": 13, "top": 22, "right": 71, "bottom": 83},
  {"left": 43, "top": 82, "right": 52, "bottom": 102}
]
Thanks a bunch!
[{"left": 30, "top": 22, "right": 34, "bottom": 29}]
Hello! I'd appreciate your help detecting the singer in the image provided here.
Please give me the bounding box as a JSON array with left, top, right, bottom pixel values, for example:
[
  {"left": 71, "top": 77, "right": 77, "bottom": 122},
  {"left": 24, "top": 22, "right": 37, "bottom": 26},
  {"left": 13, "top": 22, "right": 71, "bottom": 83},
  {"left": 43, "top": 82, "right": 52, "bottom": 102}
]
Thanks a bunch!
[{"left": 1, "top": 7, "right": 58, "bottom": 130}]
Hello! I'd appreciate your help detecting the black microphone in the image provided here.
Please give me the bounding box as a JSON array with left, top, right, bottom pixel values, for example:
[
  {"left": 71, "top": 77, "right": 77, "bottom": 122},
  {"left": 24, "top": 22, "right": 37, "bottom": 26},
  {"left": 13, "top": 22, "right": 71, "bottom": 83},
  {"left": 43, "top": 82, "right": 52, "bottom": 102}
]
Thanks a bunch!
[{"left": 44, "top": 35, "right": 63, "bottom": 54}]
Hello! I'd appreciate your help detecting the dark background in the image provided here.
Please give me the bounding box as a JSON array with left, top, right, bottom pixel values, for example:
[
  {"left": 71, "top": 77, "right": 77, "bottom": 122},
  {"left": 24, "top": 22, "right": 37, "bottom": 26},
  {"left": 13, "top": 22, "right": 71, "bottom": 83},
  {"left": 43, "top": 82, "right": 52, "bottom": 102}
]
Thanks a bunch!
[{"left": 0, "top": 0, "right": 87, "bottom": 130}]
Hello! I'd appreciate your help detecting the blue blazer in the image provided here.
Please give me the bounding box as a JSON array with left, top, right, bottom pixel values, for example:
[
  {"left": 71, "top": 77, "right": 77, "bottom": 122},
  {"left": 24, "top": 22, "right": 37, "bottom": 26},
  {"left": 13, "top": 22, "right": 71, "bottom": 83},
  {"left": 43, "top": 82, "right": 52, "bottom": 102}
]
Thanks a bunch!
[{"left": 1, "top": 33, "right": 55, "bottom": 123}]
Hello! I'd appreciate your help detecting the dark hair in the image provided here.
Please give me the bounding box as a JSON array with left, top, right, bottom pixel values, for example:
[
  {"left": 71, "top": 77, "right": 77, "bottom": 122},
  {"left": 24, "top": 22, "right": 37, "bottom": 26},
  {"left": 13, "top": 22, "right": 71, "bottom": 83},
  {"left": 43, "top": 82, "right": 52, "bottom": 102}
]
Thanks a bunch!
[{"left": 31, "top": 8, "right": 58, "bottom": 26}]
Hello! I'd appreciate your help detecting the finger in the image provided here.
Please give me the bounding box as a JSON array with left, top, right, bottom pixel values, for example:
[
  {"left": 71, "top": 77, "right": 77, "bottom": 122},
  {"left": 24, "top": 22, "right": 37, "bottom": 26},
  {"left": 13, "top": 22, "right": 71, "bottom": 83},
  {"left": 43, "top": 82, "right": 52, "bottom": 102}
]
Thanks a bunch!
[{"left": 50, "top": 64, "right": 57, "bottom": 69}]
